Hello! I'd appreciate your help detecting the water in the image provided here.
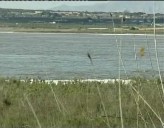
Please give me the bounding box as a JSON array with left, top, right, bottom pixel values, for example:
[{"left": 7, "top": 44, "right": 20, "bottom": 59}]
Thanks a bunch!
[{"left": 0, "top": 33, "right": 164, "bottom": 80}]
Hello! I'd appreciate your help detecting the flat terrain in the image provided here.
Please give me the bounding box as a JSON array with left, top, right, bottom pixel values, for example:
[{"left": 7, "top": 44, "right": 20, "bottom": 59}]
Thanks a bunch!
[
  {"left": 0, "top": 26, "right": 163, "bottom": 34},
  {"left": 0, "top": 22, "right": 163, "bottom": 34},
  {"left": 0, "top": 78, "right": 164, "bottom": 128}
]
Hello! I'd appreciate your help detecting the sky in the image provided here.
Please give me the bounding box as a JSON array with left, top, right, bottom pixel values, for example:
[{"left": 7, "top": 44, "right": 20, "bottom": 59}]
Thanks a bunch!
[{"left": 0, "top": 1, "right": 163, "bottom": 13}]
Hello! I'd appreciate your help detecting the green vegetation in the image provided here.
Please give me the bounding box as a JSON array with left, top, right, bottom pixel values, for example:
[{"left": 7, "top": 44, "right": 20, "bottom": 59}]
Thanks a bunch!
[
  {"left": 129, "top": 26, "right": 139, "bottom": 30},
  {"left": 0, "top": 77, "right": 164, "bottom": 128},
  {"left": 0, "top": 22, "right": 163, "bottom": 34},
  {"left": 0, "top": 8, "right": 164, "bottom": 34}
]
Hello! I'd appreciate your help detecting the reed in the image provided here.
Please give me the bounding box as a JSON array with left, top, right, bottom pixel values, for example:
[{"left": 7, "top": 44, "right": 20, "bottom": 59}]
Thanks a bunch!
[{"left": 0, "top": 78, "right": 164, "bottom": 128}]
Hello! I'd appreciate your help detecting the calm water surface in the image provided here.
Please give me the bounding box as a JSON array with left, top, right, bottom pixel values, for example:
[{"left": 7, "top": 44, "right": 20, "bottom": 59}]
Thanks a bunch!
[{"left": 0, "top": 33, "right": 163, "bottom": 79}]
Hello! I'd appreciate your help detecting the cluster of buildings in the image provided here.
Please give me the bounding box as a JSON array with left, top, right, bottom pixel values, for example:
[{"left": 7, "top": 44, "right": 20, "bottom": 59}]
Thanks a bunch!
[{"left": 0, "top": 8, "right": 164, "bottom": 25}]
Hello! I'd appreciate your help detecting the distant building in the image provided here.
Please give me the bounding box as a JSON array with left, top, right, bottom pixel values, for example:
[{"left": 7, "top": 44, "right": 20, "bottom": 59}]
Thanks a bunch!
[
  {"left": 35, "top": 11, "right": 42, "bottom": 14},
  {"left": 49, "top": 21, "right": 56, "bottom": 24}
]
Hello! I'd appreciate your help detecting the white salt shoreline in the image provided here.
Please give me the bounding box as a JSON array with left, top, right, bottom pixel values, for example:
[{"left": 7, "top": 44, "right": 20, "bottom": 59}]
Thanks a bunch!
[{"left": 17, "top": 79, "right": 132, "bottom": 85}]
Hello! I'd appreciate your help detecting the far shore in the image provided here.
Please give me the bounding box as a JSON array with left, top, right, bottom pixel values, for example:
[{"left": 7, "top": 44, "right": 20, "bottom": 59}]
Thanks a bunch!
[
  {"left": 0, "top": 26, "right": 164, "bottom": 34},
  {"left": 0, "top": 31, "right": 164, "bottom": 36}
]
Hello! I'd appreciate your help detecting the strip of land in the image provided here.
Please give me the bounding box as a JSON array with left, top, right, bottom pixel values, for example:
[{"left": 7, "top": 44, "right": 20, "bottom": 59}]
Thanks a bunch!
[{"left": 0, "top": 26, "right": 164, "bottom": 34}]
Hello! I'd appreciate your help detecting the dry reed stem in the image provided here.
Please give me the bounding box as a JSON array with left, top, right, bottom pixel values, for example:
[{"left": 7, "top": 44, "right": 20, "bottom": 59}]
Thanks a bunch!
[
  {"left": 130, "top": 88, "right": 148, "bottom": 128},
  {"left": 43, "top": 59, "right": 67, "bottom": 116},
  {"left": 112, "top": 18, "right": 128, "bottom": 79},
  {"left": 96, "top": 85, "right": 111, "bottom": 128},
  {"left": 24, "top": 94, "right": 42, "bottom": 128},
  {"left": 118, "top": 38, "right": 124, "bottom": 128},
  {"left": 130, "top": 83, "right": 164, "bottom": 126},
  {"left": 153, "top": 2, "right": 164, "bottom": 97},
  {"left": 147, "top": 110, "right": 157, "bottom": 128},
  {"left": 111, "top": 13, "right": 126, "bottom": 128}
]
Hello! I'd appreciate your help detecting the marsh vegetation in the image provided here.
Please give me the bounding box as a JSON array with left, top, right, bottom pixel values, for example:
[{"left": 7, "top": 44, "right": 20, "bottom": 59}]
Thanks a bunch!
[{"left": 0, "top": 78, "right": 164, "bottom": 128}]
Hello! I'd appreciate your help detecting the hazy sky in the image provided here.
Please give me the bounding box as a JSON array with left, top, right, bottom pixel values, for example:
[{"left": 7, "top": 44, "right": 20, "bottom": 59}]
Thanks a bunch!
[
  {"left": 1, "top": 1, "right": 101, "bottom": 10},
  {"left": 0, "top": 1, "right": 163, "bottom": 13}
]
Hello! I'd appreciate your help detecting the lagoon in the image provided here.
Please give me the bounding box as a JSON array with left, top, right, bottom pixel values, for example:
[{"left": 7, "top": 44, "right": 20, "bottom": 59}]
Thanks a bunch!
[{"left": 0, "top": 33, "right": 163, "bottom": 79}]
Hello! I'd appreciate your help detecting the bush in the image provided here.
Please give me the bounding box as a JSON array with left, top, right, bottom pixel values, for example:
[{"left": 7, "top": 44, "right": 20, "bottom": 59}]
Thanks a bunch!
[{"left": 130, "top": 26, "right": 138, "bottom": 30}]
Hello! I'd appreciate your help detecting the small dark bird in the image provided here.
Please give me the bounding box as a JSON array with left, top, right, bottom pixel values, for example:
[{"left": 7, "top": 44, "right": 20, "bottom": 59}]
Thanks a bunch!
[{"left": 87, "top": 52, "right": 93, "bottom": 65}]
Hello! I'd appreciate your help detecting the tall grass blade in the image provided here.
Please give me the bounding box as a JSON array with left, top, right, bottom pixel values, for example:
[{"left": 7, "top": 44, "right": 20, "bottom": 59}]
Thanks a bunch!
[
  {"left": 96, "top": 85, "right": 111, "bottom": 128},
  {"left": 130, "top": 83, "right": 164, "bottom": 126},
  {"left": 24, "top": 94, "right": 42, "bottom": 128},
  {"left": 118, "top": 37, "right": 124, "bottom": 128},
  {"left": 153, "top": 1, "right": 164, "bottom": 96},
  {"left": 110, "top": 13, "right": 128, "bottom": 79}
]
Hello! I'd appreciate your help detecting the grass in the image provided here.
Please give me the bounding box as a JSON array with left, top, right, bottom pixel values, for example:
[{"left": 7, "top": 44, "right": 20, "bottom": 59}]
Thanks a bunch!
[
  {"left": 6, "top": 27, "right": 164, "bottom": 34},
  {"left": 0, "top": 77, "right": 164, "bottom": 128},
  {"left": 0, "top": 22, "right": 163, "bottom": 34}
]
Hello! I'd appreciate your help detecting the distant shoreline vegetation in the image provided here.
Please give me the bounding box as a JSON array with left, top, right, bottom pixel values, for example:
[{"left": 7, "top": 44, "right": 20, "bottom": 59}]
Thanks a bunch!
[{"left": 0, "top": 26, "right": 163, "bottom": 34}]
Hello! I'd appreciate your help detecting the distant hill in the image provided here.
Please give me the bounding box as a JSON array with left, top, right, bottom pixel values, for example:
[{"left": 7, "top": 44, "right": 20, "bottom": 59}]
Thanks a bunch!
[{"left": 51, "top": 1, "right": 164, "bottom": 14}]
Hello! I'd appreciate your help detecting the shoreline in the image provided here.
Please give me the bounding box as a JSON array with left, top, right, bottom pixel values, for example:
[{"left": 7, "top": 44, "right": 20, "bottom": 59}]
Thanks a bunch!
[
  {"left": 0, "top": 26, "right": 164, "bottom": 34},
  {"left": 0, "top": 31, "right": 164, "bottom": 36},
  {"left": 5, "top": 78, "right": 132, "bottom": 85}
]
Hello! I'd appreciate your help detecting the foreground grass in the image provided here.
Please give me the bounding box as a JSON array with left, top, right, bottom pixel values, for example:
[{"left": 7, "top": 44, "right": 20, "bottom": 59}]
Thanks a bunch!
[{"left": 0, "top": 78, "right": 164, "bottom": 128}]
